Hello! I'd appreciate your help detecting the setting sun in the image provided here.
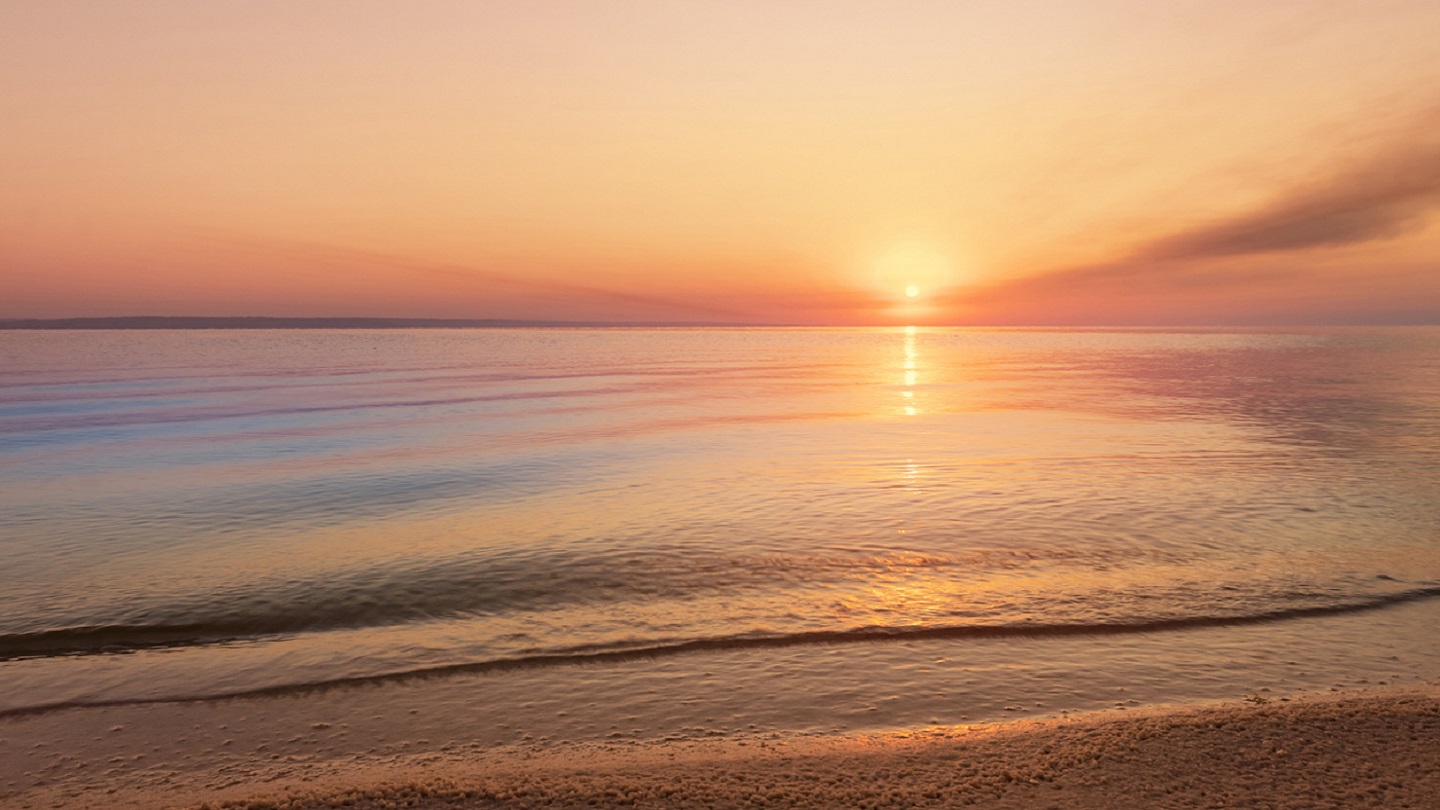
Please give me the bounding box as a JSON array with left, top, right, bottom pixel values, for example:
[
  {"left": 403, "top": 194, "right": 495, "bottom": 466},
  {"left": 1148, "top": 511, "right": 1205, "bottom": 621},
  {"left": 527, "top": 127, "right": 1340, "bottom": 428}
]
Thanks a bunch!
[{"left": 872, "top": 244, "right": 956, "bottom": 309}]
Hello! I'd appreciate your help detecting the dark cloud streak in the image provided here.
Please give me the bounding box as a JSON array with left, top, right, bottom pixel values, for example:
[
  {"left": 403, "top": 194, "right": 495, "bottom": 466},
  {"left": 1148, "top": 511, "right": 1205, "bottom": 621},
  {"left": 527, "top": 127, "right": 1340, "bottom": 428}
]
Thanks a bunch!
[
  {"left": 955, "top": 112, "right": 1440, "bottom": 323},
  {"left": 1139, "top": 136, "right": 1440, "bottom": 260}
]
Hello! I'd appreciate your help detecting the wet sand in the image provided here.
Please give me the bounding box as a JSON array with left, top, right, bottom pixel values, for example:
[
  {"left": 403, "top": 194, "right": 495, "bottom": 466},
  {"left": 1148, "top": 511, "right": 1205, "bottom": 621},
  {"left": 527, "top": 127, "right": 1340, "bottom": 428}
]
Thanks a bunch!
[{"left": 6, "top": 685, "right": 1437, "bottom": 809}]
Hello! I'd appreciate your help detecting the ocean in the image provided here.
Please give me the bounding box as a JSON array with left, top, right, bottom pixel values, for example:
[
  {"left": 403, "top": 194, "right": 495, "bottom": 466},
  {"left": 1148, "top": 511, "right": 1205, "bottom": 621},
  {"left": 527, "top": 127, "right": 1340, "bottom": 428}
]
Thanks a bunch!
[{"left": 3, "top": 326, "right": 1439, "bottom": 730}]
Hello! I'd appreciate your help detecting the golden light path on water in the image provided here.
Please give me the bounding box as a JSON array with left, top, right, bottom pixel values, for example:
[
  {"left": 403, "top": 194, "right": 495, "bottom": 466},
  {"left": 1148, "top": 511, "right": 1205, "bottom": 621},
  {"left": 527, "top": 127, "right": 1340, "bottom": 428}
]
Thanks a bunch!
[{"left": 902, "top": 325, "right": 920, "bottom": 416}]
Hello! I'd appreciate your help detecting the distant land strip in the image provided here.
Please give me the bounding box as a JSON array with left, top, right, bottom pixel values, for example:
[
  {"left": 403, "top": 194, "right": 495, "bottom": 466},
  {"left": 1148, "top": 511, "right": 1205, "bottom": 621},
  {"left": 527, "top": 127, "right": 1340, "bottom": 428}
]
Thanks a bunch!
[{"left": 0, "top": 316, "right": 766, "bottom": 330}]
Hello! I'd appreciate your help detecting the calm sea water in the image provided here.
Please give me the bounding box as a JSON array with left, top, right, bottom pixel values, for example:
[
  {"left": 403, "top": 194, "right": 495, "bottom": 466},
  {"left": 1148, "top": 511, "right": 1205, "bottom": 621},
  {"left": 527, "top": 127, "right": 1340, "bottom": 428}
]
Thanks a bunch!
[{"left": 2, "top": 327, "right": 1438, "bottom": 715}]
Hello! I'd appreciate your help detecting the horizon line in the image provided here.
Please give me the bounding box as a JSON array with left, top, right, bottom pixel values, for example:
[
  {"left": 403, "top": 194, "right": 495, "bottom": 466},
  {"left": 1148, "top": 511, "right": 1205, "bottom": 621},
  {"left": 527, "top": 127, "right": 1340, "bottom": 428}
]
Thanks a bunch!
[{"left": 2, "top": 316, "right": 1438, "bottom": 330}]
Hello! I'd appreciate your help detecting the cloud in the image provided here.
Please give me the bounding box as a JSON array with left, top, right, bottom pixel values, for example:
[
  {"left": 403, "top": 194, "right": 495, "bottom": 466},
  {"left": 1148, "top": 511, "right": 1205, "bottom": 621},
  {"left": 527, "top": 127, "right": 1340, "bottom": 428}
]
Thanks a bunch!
[
  {"left": 1138, "top": 136, "right": 1440, "bottom": 261},
  {"left": 954, "top": 111, "right": 1440, "bottom": 324},
  {"left": 213, "top": 238, "right": 760, "bottom": 322}
]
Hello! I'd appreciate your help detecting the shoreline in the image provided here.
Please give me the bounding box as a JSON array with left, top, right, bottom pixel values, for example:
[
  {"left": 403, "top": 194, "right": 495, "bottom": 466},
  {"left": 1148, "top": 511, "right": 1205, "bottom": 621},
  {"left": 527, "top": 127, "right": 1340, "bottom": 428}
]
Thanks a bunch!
[{"left": 6, "top": 685, "right": 1436, "bottom": 809}]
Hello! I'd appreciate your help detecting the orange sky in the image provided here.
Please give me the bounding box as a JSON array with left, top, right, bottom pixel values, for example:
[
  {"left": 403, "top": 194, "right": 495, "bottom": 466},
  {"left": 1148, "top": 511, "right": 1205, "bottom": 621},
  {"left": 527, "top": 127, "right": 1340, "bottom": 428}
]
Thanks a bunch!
[{"left": 3, "top": 1, "right": 1439, "bottom": 324}]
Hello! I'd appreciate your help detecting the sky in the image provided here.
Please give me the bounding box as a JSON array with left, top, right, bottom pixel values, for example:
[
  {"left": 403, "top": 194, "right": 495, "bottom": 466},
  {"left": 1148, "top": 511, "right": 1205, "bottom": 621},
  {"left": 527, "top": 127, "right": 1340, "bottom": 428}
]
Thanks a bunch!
[{"left": 3, "top": 0, "right": 1440, "bottom": 325}]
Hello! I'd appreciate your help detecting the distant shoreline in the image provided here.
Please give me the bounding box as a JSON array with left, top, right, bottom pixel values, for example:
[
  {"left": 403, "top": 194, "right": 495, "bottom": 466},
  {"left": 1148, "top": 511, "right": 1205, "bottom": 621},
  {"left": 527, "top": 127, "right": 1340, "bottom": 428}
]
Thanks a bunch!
[{"left": 0, "top": 316, "right": 765, "bottom": 330}]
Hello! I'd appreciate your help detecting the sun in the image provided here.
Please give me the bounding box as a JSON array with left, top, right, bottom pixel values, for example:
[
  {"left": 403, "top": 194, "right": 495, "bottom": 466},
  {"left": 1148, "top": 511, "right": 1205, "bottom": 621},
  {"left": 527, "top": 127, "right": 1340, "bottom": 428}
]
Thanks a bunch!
[{"left": 872, "top": 244, "right": 955, "bottom": 304}]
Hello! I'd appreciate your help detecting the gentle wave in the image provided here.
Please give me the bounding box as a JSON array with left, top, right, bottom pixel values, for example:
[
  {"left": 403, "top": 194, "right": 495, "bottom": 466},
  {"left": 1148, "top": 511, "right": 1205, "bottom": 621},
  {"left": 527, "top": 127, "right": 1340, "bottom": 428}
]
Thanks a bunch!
[
  {"left": 4, "top": 585, "right": 1437, "bottom": 718},
  {"left": 0, "top": 546, "right": 1191, "bottom": 660}
]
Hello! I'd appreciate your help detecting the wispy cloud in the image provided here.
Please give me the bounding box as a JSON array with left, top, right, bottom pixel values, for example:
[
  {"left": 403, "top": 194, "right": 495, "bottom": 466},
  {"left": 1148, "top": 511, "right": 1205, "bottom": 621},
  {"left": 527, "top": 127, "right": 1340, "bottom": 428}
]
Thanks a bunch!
[
  {"left": 957, "top": 111, "right": 1440, "bottom": 323},
  {"left": 208, "top": 237, "right": 760, "bottom": 322},
  {"left": 1139, "top": 132, "right": 1440, "bottom": 261}
]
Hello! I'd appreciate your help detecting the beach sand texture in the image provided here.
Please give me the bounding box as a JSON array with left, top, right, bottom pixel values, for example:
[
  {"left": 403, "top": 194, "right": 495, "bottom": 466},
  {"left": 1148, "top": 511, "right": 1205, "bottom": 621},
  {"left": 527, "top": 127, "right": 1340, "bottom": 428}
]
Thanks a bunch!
[{"left": 5, "top": 687, "right": 1435, "bottom": 809}]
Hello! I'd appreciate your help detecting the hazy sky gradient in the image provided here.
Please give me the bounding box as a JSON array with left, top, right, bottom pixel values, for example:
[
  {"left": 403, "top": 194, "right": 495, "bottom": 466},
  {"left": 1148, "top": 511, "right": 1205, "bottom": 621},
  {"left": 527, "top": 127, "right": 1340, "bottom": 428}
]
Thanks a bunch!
[{"left": 4, "top": 1, "right": 1439, "bottom": 324}]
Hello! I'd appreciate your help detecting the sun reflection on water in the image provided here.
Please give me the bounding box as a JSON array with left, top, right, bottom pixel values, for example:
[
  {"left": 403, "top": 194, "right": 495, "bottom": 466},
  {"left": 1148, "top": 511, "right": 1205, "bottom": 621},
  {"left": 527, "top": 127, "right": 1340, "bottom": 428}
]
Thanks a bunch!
[
  {"left": 901, "top": 325, "right": 919, "bottom": 416},
  {"left": 901, "top": 458, "right": 922, "bottom": 492}
]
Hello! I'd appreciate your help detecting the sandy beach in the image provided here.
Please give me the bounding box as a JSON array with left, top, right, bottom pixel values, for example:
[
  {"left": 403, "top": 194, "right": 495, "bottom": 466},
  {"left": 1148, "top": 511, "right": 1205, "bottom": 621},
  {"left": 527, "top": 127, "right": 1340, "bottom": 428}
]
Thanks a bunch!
[{"left": 1, "top": 684, "right": 1432, "bottom": 809}]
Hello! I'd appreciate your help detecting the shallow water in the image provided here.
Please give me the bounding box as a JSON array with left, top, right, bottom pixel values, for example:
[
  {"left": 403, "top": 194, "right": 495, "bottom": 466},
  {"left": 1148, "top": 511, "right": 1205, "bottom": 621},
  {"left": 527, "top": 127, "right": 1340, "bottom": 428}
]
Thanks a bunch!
[{"left": 2, "top": 327, "right": 1438, "bottom": 714}]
